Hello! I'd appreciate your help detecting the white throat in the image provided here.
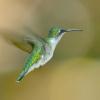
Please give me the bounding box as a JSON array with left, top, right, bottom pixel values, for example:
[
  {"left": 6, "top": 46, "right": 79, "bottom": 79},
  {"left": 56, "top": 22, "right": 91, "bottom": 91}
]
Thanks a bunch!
[{"left": 49, "top": 33, "right": 64, "bottom": 51}]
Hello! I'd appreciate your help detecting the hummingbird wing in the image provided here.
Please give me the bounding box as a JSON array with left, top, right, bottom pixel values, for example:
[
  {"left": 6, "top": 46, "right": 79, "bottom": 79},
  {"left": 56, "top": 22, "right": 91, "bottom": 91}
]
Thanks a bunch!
[
  {"left": 0, "top": 29, "right": 44, "bottom": 53},
  {"left": 16, "top": 31, "right": 46, "bottom": 82}
]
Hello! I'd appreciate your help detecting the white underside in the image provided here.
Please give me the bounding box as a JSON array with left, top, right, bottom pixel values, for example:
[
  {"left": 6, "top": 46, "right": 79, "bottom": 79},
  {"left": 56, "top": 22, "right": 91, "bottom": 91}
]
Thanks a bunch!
[
  {"left": 26, "top": 34, "right": 64, "bottom": 75},
  {"left": 26, "top": 52, "right": 53, "bottom": 75}
]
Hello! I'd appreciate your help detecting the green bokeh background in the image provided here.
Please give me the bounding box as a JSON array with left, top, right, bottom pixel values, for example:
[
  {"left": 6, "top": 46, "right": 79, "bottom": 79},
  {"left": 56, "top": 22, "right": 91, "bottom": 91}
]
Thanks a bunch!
[{"left": 0, "top": 0, "right": 100, "bottom": 100}]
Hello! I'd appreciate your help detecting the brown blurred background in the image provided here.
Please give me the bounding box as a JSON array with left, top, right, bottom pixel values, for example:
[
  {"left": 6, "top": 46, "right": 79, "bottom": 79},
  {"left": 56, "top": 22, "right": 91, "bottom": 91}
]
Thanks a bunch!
[{"left": 0, "top": 0, "right": 100, "bottom": 100}]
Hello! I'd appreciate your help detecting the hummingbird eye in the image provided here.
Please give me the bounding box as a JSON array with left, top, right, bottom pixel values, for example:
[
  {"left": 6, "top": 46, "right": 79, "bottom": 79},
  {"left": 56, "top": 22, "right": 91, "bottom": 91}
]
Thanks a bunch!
[
  {"left": 59, "top": 29, "right": 66, "bottom": 35},
  {"left": 60, "top": 29, "right": 66, "bottom": 33}
]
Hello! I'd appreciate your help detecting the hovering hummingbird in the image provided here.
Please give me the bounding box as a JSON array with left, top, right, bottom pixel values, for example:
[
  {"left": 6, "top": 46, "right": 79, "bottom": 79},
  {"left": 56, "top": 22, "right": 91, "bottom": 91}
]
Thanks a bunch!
[
  {"left": 0, "top": 27, "right": 82, "bottom": 82},
  {"left": 15, "top": 27, "right": 82, "bottom": 82}
]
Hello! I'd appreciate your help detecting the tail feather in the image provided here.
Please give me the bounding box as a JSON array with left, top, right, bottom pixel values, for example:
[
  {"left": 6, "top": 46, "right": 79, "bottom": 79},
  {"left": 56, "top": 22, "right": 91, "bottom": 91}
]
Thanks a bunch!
[{"left": 16, "top": 71, "right": 27, "bottom": 83}]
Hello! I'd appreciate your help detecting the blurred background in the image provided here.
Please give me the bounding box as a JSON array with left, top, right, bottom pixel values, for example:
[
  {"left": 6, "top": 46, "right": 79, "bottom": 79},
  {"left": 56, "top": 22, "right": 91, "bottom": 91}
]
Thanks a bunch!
[{"left": 0, "top": 0, "right": 100, "bottom": 100}]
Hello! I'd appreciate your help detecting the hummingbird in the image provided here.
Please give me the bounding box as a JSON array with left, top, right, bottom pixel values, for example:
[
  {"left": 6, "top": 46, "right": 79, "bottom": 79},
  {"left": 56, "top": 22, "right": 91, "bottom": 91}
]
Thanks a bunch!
[
  {"left": 0, "top": 27, "right": 82, "bottom": 82},
  {"left": 15, "top": 27, "right": 82, "bottom": 82}
]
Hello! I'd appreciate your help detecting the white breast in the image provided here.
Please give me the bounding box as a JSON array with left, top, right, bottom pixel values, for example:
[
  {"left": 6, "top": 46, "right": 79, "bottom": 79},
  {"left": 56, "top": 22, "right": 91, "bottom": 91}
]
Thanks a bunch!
[
  {"left": 41, "top": 38, "right": 59, "bottom": 66},
  {"left": 41, "top": 46, "right": 54, "bottom": 66}
]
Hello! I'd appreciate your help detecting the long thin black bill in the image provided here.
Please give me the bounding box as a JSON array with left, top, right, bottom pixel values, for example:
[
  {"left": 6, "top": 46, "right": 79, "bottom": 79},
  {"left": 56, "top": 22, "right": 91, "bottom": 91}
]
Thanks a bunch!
[{"left": 65, "top": 29, "right": 83, "bottom": 32}]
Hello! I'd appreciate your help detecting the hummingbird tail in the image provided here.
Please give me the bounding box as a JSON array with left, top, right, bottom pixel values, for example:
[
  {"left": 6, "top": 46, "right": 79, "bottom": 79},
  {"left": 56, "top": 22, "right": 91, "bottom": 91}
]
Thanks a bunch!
[{"left": 16, "top": 71, "right": 27, "bottom": 83}]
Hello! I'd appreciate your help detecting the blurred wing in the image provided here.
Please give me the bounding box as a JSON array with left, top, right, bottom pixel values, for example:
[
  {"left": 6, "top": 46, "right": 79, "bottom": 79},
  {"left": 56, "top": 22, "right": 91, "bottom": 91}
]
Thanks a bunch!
[
  {"left": 0, "top": 31, "right": 33, "bottom": 53},
  {"left": 0, "top": 28, "right": 45, "bottom": 53},
  {"left": 22, "top": 27, "right": 46, "bottom": 47},
  {"left": 23, "top": 27, "right": 45, "bottom": 44}
]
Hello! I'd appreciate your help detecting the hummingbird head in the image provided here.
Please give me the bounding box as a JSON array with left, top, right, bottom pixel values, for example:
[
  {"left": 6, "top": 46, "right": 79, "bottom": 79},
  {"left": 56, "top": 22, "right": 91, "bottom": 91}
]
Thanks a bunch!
[
  {"left": 47, "top": 27, "right": 82, "bottom": 49},
  {"left": 48, "top": 27, "right": 82, "bottom": 39},
  {"left": 48, "top": 27, "right": 66, "bottom": 39}
]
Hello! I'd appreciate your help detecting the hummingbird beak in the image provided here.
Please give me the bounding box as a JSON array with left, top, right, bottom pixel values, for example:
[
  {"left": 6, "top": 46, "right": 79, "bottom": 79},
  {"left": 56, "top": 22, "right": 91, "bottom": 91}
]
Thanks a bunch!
[
  {"left": 59, "top": 29, "right": 82, "bottom": 35},
  {"left": 65, "top": 29, "right": 83, "bottom": 32}
]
